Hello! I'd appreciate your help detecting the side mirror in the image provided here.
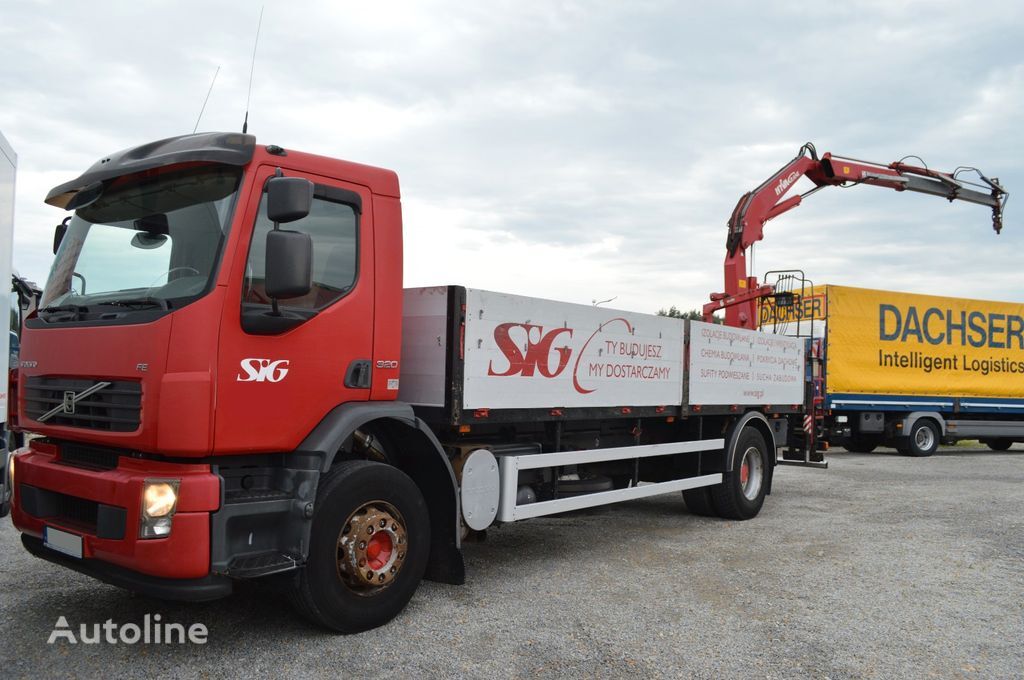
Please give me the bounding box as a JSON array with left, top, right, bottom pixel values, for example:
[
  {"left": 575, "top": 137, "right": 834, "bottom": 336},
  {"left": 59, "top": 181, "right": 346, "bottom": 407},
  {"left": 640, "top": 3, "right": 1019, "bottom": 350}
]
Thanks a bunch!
[
  {"left": 266, "top": 177, "right": 314, "bottom": 223},
  {"left": 265, "top": 229, "right": 313, "bottom": 300},
  {"left": 53, "top": 218, "right": 70, "bottom": 255}
]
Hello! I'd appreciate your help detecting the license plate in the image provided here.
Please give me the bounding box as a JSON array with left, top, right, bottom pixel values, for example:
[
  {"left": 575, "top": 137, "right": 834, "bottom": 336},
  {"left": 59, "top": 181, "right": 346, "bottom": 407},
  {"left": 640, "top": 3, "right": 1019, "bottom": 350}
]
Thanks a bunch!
[{"left": 44, "top": 526, "right": 83, "bottom": 559}]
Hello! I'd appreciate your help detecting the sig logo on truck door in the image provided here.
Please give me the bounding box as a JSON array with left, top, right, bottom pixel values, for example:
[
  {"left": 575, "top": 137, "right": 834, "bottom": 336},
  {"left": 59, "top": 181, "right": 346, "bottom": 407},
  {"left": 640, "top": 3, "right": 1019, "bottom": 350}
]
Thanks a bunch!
[{"left": 237, "top": 358, "right": 290, "bottom": 383}]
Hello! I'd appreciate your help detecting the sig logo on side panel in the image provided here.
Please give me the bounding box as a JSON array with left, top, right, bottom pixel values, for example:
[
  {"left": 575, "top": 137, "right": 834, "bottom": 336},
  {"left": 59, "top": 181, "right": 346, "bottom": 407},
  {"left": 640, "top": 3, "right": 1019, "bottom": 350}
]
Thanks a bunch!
[{"left": 237, "top": 358, "right": 290, "bottom": 383}]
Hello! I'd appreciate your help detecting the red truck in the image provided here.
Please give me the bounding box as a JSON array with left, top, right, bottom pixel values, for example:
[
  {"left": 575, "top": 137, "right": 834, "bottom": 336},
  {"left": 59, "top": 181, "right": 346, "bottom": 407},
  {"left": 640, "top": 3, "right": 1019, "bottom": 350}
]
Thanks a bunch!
[
  {"left": 5, "top": 133, "right": 1002, "bottom": 632},
  {"left": 7, "top": 132, "right": 815, "bottom": 632}
]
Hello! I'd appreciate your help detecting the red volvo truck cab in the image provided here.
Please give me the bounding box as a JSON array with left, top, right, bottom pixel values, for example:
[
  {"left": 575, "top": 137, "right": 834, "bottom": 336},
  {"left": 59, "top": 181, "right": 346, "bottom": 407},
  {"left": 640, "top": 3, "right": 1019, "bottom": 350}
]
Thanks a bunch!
[{"left": 9, "top": 133, "right": 802, "bottom": 632}]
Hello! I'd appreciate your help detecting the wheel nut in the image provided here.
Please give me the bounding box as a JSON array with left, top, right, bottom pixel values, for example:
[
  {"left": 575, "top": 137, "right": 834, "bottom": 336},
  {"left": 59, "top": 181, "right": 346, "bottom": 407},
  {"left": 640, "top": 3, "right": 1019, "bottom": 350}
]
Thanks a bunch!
[
  {"left": 359, "top": 541, "right": 366, "bottom": 550},
  {"left": 379, "top": 519, "right": 387, "bottom": 528}
]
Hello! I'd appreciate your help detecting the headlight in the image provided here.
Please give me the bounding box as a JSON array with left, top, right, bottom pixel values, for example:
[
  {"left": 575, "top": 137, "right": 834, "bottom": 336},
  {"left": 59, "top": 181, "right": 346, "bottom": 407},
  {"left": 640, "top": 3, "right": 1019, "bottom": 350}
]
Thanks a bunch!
[
  {"left": 143, "top": 482, "right": 178, "bottom": 517},
  {"left": 140, "top": 479, "right": 179, "bottom": 538}
]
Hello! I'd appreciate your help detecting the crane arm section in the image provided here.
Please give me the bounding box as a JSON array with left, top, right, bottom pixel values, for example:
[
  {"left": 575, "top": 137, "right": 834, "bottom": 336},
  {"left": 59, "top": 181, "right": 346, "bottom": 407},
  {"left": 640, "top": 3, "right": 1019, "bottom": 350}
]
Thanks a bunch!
[{"left": 706, "top": 142, "right": 1008, "bottom": 328}]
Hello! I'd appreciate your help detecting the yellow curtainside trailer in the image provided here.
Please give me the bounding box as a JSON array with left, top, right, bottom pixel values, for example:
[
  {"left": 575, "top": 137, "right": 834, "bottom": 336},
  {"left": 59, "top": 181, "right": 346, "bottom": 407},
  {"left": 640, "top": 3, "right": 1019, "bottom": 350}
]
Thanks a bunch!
[{"left": 763, "top": 284, "right": 1024, "bottom": 456}]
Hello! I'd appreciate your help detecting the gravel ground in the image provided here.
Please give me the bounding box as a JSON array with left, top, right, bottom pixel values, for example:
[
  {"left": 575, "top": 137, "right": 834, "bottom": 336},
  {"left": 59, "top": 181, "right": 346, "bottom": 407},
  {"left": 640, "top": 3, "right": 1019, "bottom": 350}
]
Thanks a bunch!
[{"left": 1, "top": 444, "right": 1022, "bottom": 679}]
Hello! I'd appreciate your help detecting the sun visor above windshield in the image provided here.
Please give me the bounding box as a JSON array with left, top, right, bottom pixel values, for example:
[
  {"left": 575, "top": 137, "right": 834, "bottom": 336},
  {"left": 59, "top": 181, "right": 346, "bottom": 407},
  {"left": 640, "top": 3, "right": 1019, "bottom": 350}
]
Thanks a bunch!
[{"left": 45, "top": 132, "right": 256, "bottom": 209}]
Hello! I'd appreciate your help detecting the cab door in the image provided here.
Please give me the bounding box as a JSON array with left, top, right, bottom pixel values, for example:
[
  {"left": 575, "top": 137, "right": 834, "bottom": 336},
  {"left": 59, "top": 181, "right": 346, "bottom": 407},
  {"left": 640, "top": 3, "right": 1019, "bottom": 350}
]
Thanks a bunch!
[{"left": 214, "top": 165, "right": 375, "bottom": 454}]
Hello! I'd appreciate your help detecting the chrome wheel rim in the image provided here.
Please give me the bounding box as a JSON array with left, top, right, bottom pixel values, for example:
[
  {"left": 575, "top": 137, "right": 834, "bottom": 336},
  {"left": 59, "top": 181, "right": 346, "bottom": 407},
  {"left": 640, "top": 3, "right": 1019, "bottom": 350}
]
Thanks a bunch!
[
  {"left": 739, "top": 446, "right": 764, "bottom": 501},
  {"left": 915, "top": 425, "right": 935, "bottom": 451}
]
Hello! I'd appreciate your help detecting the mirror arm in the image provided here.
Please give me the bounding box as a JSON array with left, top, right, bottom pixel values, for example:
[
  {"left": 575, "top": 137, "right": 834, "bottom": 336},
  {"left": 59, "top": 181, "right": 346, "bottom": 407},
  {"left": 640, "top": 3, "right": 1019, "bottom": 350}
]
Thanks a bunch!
[{"left": 268, "top": 167, "right": 284, "bottom": 316}]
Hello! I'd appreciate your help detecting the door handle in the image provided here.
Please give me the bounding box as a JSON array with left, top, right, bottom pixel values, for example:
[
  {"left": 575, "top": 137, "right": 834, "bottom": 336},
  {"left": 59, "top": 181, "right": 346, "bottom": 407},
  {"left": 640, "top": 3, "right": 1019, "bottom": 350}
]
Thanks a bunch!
[{"left": 344, "top": 360, "right": 372, "bottom": 389}]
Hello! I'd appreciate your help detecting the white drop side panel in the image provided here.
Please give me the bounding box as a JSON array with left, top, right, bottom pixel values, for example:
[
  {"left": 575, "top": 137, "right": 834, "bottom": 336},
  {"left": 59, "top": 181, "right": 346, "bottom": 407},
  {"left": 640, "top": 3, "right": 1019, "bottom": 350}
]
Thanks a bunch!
[
  {"left": 687, "top": 321, "right": 804, "bottom": 405},
  {"left": 398, "top": 286, "right": 449, "bottom": 407},
  {"left": 462, "top": 289, "right": 683, "bottom": 410}
]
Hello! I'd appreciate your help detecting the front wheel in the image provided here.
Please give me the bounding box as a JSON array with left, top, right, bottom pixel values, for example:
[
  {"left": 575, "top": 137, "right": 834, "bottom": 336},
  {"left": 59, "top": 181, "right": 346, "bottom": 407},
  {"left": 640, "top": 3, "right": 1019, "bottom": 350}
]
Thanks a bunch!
[
  {"left": 290, "top": 460, "right": 430, "bottom": 633},
  {"left": 710, "top": 428, "right": 770, "bottom": 520},
  {"left": 904, "top": 420, "right": 939, "bottom": 457}
]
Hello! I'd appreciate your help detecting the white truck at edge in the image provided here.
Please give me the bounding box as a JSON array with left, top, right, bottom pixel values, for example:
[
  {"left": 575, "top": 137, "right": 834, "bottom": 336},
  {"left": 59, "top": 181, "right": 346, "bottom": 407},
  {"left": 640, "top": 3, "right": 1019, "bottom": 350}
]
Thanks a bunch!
[{"left": 0, "top": 131, "right": 15, "bottom": 516}]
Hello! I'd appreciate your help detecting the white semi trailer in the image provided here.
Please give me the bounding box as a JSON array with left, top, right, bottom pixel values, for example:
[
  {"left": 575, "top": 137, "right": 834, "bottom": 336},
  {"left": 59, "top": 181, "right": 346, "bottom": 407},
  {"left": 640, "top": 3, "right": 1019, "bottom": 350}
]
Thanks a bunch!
[{"left": 0, "top": 131, "right": 15, "bottom": 516}]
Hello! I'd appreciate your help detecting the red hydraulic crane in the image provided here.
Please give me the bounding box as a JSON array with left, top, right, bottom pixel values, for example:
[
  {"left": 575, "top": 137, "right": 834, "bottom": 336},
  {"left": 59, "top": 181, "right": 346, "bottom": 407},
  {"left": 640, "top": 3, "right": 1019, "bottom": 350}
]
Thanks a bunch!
[{"left": 704, "top": 143, "right": 1009, "bottom": 328}]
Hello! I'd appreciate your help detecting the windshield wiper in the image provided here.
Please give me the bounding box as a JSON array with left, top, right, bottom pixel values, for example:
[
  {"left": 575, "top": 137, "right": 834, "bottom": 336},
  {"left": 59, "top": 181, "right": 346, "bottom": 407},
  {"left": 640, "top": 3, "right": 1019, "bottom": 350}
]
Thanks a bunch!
[
  {"left": 38, "top": 304, "right": 88, "bottom": 321},
  {"left": 100, "top": 297, "right": 170, "bottom": 311}
]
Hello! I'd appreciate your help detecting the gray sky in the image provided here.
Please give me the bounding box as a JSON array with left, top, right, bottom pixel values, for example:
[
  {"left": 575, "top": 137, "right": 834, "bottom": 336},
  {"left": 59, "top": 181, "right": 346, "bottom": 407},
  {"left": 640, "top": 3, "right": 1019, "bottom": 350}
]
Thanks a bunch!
[{"left": 0, "top": 0, "right": 1021, "bottom": 313}]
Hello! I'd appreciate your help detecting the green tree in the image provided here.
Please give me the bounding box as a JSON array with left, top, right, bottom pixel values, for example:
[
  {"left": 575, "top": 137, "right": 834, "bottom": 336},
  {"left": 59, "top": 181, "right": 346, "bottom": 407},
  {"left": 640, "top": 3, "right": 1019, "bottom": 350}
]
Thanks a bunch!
[{"left": 656, "top": 306, "right": 723, "bottom": 323}]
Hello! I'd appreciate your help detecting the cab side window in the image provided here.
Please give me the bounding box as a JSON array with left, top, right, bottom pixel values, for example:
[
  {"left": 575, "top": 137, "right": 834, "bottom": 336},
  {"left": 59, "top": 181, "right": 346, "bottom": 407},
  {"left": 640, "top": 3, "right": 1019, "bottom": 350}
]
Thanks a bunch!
[{"left": 243, "top": 191, "right": 358, "bottom": 309}]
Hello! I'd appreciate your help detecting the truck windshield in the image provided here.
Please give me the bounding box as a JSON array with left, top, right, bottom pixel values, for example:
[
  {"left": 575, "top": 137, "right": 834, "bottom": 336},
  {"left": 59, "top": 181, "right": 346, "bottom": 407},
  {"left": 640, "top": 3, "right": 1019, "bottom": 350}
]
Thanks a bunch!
[{"left": 40, "top": 164, "right": 243, "bottom": 314}]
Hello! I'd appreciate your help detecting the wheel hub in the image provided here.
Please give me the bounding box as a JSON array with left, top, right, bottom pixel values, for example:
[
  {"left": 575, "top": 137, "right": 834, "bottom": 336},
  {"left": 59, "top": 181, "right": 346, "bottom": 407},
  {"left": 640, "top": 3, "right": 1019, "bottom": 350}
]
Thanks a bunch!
[
  {"left": 739, "top": 446, "right": 764, "bottom": 501},
  {"left": 337, "top": 502, "right": 407, "bottom": 590}
]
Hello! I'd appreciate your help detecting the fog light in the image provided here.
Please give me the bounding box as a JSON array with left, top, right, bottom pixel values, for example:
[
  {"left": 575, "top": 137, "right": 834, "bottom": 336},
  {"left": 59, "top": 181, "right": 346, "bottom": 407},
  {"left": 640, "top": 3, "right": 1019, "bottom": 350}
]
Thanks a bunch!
[{"left": 140, "top": 479, "right": 179, "bottom": 538}]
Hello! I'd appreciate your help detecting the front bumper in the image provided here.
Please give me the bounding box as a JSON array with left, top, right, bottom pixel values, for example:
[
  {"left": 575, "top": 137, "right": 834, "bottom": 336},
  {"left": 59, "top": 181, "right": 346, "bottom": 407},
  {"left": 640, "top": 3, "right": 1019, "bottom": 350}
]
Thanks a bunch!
[
  {"left": 21, "top": 534, "right": 231, "bottom": 601},
  {"left": 11, "top": 440, "right": 221, "bottom": 582}
]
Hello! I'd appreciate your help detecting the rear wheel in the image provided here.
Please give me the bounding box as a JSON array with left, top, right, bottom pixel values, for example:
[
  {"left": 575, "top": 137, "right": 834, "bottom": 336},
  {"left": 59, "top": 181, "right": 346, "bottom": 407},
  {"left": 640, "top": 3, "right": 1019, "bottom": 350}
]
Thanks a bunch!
[
  {"left": 983, "top": 438, "right": 1013, "bottom": 451},
  {"left": 682, "top": 486, "right": 717, "bottom": 517},
  {"left": 904, "top": 420, "right": 939, "bottom": 457},
  {"left": 710, "top": 428, "right": 769, "bottom": 520},
  {"left": 290, "top": 460, "right": 430, "bottom": 633}
]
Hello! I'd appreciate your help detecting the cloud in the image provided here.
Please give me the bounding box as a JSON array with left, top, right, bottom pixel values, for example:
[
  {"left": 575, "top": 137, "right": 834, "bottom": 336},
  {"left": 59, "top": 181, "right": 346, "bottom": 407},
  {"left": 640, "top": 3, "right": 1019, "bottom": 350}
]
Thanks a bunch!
[{"left": 0, "top": 0, "right": 1020, "bottom": 311}]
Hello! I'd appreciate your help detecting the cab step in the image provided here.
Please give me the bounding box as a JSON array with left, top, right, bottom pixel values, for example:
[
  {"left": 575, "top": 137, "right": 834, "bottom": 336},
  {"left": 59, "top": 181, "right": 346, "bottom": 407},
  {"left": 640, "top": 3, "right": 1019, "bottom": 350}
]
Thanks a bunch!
[{"left": 226, "top": 551, "right": 298, "bottom": 578}]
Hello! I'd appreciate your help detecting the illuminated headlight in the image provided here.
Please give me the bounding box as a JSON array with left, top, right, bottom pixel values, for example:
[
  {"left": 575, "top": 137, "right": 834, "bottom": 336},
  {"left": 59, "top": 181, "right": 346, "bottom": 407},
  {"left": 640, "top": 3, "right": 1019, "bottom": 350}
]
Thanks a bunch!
[
  {"left": 140, "top": 479, "right": 179, "bottom": 538},
  {"left": 836, "top": 416, "right": 848, "bottom": 423}
]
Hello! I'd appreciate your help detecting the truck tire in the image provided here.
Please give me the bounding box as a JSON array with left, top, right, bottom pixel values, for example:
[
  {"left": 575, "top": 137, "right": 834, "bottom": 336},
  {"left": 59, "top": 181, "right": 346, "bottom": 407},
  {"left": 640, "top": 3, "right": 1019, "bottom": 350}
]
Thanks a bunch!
[
  {"left": 290, "top": 460, "right": 430, "bottom": 633},
  {"left": 682, "top": 487, "right": 717, "bottom": 517},
  {"left": 905, "top": 420, "right": 939, "bottom": 457},
  {"left": 709, "top": 428, "right": 769, "bottom": 520},
  {"left": 983, "top": 438, "right": 1013, "bottom": 451},
  {"left": 845, "top": 437, "right": 878, "bottom": 454}
]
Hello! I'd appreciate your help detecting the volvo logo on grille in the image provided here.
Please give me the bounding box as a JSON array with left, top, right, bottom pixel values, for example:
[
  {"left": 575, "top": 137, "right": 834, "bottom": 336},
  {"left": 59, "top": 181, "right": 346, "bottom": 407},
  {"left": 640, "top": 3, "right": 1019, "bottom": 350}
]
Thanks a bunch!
[{"left": 37, "top": 382, "right": 113, "bottom": 423}]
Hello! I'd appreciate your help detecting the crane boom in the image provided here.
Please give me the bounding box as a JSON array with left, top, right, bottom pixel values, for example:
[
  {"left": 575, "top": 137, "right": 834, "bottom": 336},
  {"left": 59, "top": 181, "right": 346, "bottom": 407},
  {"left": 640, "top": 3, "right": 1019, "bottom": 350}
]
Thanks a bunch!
[{"left": 705, "top": 143, "right": 1008, "bottom": 328}]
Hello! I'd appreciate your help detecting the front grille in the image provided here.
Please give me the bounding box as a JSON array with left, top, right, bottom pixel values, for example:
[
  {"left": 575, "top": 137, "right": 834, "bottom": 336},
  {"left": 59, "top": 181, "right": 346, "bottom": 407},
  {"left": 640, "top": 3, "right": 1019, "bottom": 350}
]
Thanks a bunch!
[
  {"left": 20, "top": 484, "right": 126, "bottom": 539},
  {"left": 58, "top": 442, "right": 122, "bottom": 471},
  {"left": 24, "top": 377, "right": 141, "bottom": 432},
  {"left": 56, "top": 493, "right": 99, "bottom": 533}
]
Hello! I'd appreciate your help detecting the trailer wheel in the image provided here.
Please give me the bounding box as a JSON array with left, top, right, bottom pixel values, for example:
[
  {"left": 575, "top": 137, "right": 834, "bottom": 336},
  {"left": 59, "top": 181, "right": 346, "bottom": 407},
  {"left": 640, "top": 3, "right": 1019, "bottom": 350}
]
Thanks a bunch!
[
  {"left": 845, "top": 436, "right": 878, "bottom": 454},
  {"left": 983, "top": 438, "right": 1013, "bottom": 451},
  {"left": 709, "top": 428, "right": 769, "bottom": 520},
  {"left": 905, "top": 420, "right": 939, "bottom": 457},
  {"left": 290, "top": 460, "right": 430, "bottom": 633},
  {"left": 682, "top": 487, "right": 717, "bottom": 517}
]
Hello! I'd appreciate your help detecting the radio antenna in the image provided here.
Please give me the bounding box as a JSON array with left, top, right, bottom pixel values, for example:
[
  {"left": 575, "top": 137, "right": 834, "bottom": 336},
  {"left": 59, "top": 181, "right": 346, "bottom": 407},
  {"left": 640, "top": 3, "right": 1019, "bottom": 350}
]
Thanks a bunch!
[
  {"left": 193, "top": 65, "right": 220, "bottom": 134},
  {"left": 241, "top": 6, "right": 264, "bottom": 134}
]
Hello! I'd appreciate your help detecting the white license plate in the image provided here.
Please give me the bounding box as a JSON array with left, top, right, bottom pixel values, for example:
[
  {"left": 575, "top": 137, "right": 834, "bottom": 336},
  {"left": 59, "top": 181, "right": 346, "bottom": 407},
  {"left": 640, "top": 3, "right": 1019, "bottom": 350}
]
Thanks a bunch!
[{"left": 44, "top": 526, "right": 83, "bottom": 559}]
